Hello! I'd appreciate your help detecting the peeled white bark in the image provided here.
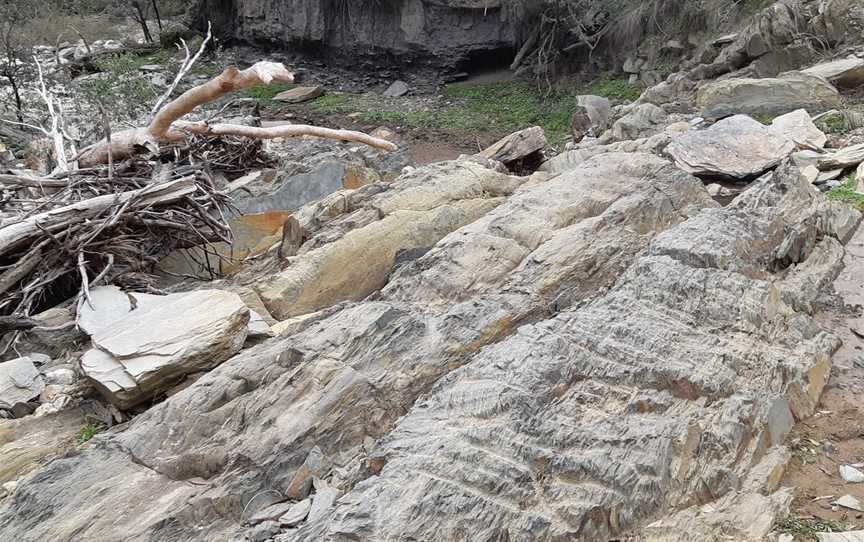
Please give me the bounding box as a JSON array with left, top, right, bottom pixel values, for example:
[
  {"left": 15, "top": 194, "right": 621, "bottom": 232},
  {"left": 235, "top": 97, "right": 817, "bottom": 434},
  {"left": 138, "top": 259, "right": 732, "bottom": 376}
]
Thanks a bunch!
[{"left": 78, "top": 62, "right": 396, "bottom": 167}]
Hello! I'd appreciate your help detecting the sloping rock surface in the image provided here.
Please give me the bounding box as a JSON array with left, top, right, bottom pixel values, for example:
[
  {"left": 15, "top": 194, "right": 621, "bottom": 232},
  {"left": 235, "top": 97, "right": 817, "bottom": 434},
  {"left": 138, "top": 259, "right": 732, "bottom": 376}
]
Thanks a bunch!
[
  {"left": 0, "top": 154, "right": 720, "bottom": 541},
  {"left": 667, "top": 115, "right": 796, "bottom": 179},
  {"left": 290, "top": 161, "right": 859, "bottom": 542},
  {"left": 80, "top": 290, "right": 250, "bottom": 409},
  {"left": 802, "top": 56, "right": 864, "bottom": 88}
]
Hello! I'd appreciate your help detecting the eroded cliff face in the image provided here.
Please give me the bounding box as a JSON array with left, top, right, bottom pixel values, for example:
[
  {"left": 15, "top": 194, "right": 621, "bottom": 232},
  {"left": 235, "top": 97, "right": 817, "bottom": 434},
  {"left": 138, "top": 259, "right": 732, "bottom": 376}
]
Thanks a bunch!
[{"left": 192, "top": 0, "right": 521, "bottom": 69}]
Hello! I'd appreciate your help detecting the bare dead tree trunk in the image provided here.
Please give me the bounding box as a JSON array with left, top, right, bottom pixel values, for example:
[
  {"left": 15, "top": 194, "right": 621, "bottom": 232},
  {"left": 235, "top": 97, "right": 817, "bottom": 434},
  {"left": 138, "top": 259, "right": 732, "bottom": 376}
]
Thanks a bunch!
[
  {"left": 150, "top": 0, "right": 163, "bottom": 31},
  {"left": 4, "top": 73, "right": 23, "bottom": 124},
  {"left": 131, "top": 1, "right": 153, "bottom": 44}
]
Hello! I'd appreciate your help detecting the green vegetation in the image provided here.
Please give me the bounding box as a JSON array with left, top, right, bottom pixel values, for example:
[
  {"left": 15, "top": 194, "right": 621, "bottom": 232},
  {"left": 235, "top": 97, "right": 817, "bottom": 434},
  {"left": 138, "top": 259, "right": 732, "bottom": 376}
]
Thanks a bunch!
[
  {"left": 294, "top": 75, "right": 642, "bottom": 147},
  {"left": 77, "top": 423, "right": 104, "bottom": 444},
  {"left": 775, "top": 517, "right": 850, "bottom": 540},
  {"left": 585, "top": 76, "right": 645, "bottom": 102},
  {"left": 816, "top": 114, "right": 851, "bottom": 135},
  {"left": 306, "top": 94, "right": 351, "bottom": 113},
  {"left": 93, "top": 50, "right": 175, "bottom": 77},
  {"left": 242, "top": 82, "right": 296, "bottom": 105},
  {"left": 826, "top": 173, "right": 864, "bottom": 212}
]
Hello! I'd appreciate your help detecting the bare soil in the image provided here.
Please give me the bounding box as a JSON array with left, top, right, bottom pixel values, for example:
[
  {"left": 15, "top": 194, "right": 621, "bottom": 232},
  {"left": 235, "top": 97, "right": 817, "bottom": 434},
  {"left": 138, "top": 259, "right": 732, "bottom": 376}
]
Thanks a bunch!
[{"left": 780, "top": 223, "right": 864, "bottom": 537}]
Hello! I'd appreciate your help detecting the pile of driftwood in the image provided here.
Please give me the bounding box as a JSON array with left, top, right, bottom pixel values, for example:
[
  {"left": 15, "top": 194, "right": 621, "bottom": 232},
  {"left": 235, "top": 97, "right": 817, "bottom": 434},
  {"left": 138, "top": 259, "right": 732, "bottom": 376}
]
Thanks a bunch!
[
  {"left": 0, "top": 162, "right": 233, "bottom": 320},
  {"left": 0, "top": 30, "right": 396, "bottom": 335}
]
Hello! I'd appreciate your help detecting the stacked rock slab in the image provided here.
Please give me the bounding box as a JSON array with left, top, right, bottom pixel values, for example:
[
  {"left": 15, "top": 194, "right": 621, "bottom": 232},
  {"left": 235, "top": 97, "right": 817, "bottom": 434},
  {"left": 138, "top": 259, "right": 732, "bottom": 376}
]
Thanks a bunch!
[{"left": 0, "top": 155, "right": 718, "bottom": 541}]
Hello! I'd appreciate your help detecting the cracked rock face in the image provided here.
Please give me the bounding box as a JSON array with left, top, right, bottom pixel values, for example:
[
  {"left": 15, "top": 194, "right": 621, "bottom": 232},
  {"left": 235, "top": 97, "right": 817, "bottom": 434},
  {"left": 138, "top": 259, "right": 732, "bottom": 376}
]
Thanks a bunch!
[{"left": 0, "top": 156, "right": 857, "bottom": 542}]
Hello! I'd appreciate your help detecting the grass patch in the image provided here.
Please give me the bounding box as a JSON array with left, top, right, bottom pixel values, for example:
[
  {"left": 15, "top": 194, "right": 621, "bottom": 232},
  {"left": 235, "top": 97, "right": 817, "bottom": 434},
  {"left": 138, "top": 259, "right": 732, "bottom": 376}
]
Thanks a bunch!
[
  {"left": 296, "top": 75, "right": 643, "bottom": 148},
  {"left": 93, "top": 50, "right": 175, "bottom": 76},
  {"left": 78, "top": 423, "right": 105, "bottom": 444},
  {"left": 440, "top": 82, "right": 579, "bottom": 146},
  {"left": 816, "top": 114, "right": 851, "bottom": 135},
  {"left": 242, "top": 82, "right": 296, "bottom": 105},
  {"left": 826, "top": 173, "right": 864, "bottom": 212},
  {"left": 306, "top": 94, "right": 352, "bottom": 113},
  {"left": 775, "top": 517, "right": 849, "bottom": 540},
  {"left": 585, "top": 76, "right": 645, "bottom": 102}
]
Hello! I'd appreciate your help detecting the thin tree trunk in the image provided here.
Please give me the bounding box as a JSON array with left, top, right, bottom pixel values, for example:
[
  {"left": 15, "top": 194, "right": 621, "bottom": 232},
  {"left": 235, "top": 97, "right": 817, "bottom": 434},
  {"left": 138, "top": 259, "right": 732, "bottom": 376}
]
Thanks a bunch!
[
  {"left": 132, "top": 2, "right": 153, "bottom": 43},
  {"left": 5, "top": 73, "right": 23, "bottom": 124},
  {"left": 150, "top": 0, "right": 162, "bottom": 31}
]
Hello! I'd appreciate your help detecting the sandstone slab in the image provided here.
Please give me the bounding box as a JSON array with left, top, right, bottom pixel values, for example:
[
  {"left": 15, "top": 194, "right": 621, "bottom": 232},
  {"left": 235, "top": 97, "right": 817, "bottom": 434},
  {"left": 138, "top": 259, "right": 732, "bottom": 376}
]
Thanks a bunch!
[
  {"left": 81, "top": 290, "right": 250, "bottom": 409},
  {"left": 274, "top": 86, "right": 324, "bottom": 104},
  {"left": 667, "top": 114, "right": 796, "bottom": 179},
  {"left": 803, "top": 57, "right": 864, "bottom": 88},
  {"left": 0, "top": 357, "right": 45, "bottom": 417},
  {"left": 698, "top": 72, "right": 842, "bottom": 119},
  {"left": 770, "top": 108, "right": 827, "bottom": 151}
]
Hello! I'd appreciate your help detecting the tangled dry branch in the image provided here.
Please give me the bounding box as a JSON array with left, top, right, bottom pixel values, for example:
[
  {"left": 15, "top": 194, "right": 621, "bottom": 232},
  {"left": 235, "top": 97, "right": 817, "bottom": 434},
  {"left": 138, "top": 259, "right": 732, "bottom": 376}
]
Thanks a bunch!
[{"left": 0, "top": 165, "right": 234, "bottom": 322}]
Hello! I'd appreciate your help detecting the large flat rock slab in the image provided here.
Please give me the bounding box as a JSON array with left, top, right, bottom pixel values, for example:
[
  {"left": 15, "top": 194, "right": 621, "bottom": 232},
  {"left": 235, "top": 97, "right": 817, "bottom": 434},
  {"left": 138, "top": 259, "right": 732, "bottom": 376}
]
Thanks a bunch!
[
  {"left": 81, "top": 290, "right": 250, "bottom": 409},
  {"left": 697, "top": 72, "right": 842, "bottom": 119},
  {"left": 667, "top": 114, "right": 796, "bottom": 179},
  {"left": 802, "top": 56, "right": 864, "bottom": 88}
]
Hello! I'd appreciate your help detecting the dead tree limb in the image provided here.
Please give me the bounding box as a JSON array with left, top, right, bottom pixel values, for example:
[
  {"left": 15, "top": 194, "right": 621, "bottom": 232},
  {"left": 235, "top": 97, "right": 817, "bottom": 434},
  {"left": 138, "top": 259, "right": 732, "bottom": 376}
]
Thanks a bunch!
[{"left": 77, "top": 61, "right": 397, "bottom": 167}]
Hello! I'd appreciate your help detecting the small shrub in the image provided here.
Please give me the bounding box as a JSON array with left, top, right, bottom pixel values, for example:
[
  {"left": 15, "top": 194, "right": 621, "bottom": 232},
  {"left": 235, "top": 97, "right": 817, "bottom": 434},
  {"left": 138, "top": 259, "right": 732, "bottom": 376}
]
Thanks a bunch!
[
  {"left": 78, "top": 423, "right": 104, "bottom": 444},
  {"left": 826, "top": 173, "right": 864, "bottom": 212}
]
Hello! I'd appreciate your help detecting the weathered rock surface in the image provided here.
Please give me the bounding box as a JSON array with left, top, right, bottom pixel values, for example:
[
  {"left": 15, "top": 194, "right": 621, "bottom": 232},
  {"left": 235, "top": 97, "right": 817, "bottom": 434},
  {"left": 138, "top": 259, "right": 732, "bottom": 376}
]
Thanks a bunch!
[
  {"left": 289, "top": 161, "right": 859, "bottom": 542},
  {"left": 274, "top": 86, "right": 324, "bottom": 103},
  {"left": 0, "top": 357, "right": 45, "bottom": 417},
  {"left": 0, "top": 154, "right": 719, "bottom": 541},
  {"left": 667, "top": 114, "right": 796, "bottom": 179},
  {"left": 770, "top": 108, "right": 827, "bottom": 151},
  {"left": 477, "top": 126, "right": 546, "bottom": 164},
  {"left": 608, "top": 103, "right": 668, "bottom": 141},
  {"left": 80, "top": 290, "right": 250, "bottom": 409},
  {"left": 697, "top": 73, "right": 842, "bottom": 119},
  {"left": 802, "top": 56, "right": 864, "bottom": 88},
  {"left": 254, "top": 160, "right": 525, "bottom": 320}
]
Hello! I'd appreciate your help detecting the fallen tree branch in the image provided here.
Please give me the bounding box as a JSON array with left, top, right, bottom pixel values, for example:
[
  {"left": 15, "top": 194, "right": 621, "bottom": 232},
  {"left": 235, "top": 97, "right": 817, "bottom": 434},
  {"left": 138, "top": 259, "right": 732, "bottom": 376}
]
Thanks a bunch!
[{"left": 77, "top": 60, "right": 397, "bottom": 167}]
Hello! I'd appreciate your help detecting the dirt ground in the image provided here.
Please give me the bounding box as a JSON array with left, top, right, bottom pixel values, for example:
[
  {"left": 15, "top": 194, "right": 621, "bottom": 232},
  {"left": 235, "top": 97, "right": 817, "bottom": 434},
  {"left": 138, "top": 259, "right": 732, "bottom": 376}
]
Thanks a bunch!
[{"left": 780, "top": 223, "right": 864, "bottom": 537}]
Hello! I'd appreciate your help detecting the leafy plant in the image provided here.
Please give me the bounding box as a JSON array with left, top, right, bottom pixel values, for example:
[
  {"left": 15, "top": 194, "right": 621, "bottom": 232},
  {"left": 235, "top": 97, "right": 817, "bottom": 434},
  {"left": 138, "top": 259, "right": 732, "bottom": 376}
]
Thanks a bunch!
[
  {"left": 78, "top": 423, "right": 105, "bottom": 444},
  {"left": 775, "top": 517, "right": 849, "bottom": 540},
  {"left": 826, "top": 173, "right": 864, "bottom": 212}
]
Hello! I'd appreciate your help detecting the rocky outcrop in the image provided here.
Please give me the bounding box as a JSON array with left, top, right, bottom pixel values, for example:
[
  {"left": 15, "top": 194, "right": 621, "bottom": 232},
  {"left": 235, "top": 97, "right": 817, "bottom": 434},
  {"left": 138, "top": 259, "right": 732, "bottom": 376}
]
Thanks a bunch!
[
  {"left": 667, "top": 115, "right": 796, "bottom": 179},
  {"left": 290, "top": 160, "right": 859, "bottom": 542},
  {"left": 802, "top": 56, "right": 864, "bottom": 88},
  {"left": 80, "top": 290, "right": 250, "bottom": 409},
  {"left": 0, "top": 153, "right": 721, "bottom": 541},
  {"left": 697, "top": 72, "right": 842, "bottom": 119},
  {"left": 192, "top": 0, "right": 523, "bottom": 71}
]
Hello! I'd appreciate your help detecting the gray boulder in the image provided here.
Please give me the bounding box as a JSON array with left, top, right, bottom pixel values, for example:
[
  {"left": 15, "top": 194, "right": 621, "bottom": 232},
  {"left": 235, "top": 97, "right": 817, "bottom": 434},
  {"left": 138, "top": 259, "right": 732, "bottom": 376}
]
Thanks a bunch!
[
  {"left": 80, "top": 290, "right": 250, "bottom": 409},
  {"left": 383, "top": 80, "right": 409, "bottom": 98},
  {"left": 0, "top": 357, "right": 45, "bottom": 417},
  {"left": 769, "top": 108, "right": 827, "bottom": 151},
  {"left": 697, "top": 72, "right": 842, "bottom": 119},
  {"left": 802, "top": 56, "right": 864, "bottom": 89},
  {"left": 608, "top": 103, "right": 668, "bottom": 141},
  {"left": 667, "top": 115, "right": 796, "bottom": 179}
]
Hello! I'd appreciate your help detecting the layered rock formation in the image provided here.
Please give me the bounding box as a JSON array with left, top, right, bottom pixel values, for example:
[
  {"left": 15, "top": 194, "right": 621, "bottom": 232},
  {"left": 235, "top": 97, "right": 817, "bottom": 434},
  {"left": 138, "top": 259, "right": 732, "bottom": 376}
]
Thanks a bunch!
[
  {"left": 0, "top": 149, "right": 857, "bottom": 541},
  {"left": 192, "top": 0, "right": 522, "bottom": 70}
]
